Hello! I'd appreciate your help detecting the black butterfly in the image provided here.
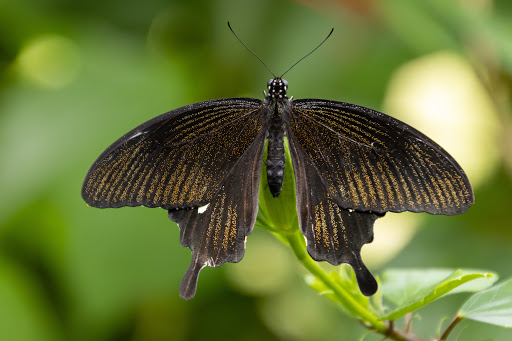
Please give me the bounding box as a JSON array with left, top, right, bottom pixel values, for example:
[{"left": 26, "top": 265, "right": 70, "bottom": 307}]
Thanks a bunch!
[{"left": 82, "top": 27, "right": 474, "bottom": 300}]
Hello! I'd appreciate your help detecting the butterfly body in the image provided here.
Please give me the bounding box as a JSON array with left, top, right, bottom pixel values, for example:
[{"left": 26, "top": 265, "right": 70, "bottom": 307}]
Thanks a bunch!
[
  {"left": 82, "top": 76, "right": 474, "bottom": 300},
  {"left": 265, "top": 78, "right": 289, "bottom": 197}
]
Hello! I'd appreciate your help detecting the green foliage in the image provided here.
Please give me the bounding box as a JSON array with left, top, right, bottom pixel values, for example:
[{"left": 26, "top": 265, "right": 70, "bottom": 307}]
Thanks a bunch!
[
  {"left": 275, "top": 210, "right": 510, "bottom": 339},
  {"left": 306, "top": 266, "right": 381, "bottom": 316},
  {"left": 379, "top": 269, "right": 497, "bottom": 320},
  {"left": 460, "top": 278, "right": 512, "bottom": 328}
]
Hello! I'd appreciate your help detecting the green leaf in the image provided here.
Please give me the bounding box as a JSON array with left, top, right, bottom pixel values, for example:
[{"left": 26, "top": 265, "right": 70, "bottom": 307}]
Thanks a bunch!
[
  {"left": 379, "top": 268, "right": 497, "bottom": 321},
  {"left": 459, "top": 277, "right": 512, "bottom": 327},
  {"left": 306, "top": 273, "right": 342, "bottom": 308}
]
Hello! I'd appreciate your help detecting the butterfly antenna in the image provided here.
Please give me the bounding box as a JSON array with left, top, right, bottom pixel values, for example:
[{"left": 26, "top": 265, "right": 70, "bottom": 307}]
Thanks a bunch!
[
  {"left": 228, "top": 22, "right": 276, "bottom": 78},
  {"left": 280, "top": 28, "right": 334, "bottom": 78}
]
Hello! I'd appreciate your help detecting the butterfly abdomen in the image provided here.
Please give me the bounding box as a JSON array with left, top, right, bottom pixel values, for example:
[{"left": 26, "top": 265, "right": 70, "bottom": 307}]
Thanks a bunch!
[{"left": 266, "top": 121, "right": 285, "bottom": 197}]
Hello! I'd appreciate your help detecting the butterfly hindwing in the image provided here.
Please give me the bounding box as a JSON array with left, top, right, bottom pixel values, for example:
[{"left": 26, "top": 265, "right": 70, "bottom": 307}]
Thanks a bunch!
[
  {"left": 290, "top": 99, "right": 474, "bottom": 216},
  {"left": 82, "top": 98, "right": 264, "bottom": 210},
  {"left": 288, "top": 133, "right": 381, "bottom": 296},
  {"left": 169, "top": 128, "right": 266, "bottom": 299}
]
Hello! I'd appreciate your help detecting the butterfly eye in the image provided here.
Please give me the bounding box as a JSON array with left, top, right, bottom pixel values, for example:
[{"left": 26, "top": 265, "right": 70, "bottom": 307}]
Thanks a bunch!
[
  {"left": 282, "top": 79, "right": 288, "bottom": 90},
  {"left": 267, "top": 79, "right": 273, "bottom": 89}
]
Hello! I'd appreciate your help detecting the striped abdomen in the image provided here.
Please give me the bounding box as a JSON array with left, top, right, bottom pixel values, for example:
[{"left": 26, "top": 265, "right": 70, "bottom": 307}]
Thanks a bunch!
[{"left": 266, "top": 122, "right": 285, "bottom": 197}]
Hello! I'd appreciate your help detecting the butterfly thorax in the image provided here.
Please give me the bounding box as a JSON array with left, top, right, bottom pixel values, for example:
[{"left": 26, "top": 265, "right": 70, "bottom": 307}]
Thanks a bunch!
[{"left": 265, "top": 78, "right": 289, "bottom": 197}]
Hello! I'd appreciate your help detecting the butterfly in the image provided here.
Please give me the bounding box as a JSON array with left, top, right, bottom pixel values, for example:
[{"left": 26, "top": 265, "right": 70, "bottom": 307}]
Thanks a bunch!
[{"left": 81, "top": 25, "right": 474, "bottom": 300}]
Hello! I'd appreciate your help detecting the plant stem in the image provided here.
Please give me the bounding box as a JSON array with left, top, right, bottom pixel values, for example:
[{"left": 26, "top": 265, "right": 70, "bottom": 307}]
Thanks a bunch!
[
  {"left": 283, "top": 229, "right": 387, "bottom": 331},
  {"left": 439, "top": 316, "right": 463, "bottom": 341},
  {"left": 384, "top": 322, "right": 425, "bottom": 341},
  {"left": 281, "top": 229, "right": 426, "bottom": 341}
]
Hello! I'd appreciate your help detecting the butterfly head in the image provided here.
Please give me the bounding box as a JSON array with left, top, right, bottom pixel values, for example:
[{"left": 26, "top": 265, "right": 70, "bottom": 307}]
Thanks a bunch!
[{"left": 267, "top": 78, "right": 288, "bottom": 99}]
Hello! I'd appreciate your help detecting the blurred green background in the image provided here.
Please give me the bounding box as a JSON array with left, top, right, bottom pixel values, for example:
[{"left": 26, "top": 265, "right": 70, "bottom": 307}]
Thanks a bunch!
[{"left": 1, "top": 0, "right": 511, "bottom": 340}]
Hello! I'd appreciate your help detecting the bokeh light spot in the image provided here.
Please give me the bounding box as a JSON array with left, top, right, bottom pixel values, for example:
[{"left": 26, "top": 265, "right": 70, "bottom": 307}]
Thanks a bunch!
[
  {"left": 363, "top": 212, "right": 419, "bottom": 269},
  {"left": 383, "top": 51, "right": 500, "bottom": 188},
  {"left": 16, "top": 35, "right": 81, "bottom": 88},
  {"left": 225, "top": 231, "right": 293, "bottom": 296}
]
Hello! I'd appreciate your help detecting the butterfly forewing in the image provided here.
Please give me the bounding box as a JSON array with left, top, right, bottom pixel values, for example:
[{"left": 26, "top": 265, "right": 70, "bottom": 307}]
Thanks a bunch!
[
  {"left": 169, "top": 129, "right": 266, "bottom": 299},
  {"left": 289, "top": 99, "right": 474, "bottom": 216},
  {"left": 82, "top": 98, "right": 264, "bottom": 210}
]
